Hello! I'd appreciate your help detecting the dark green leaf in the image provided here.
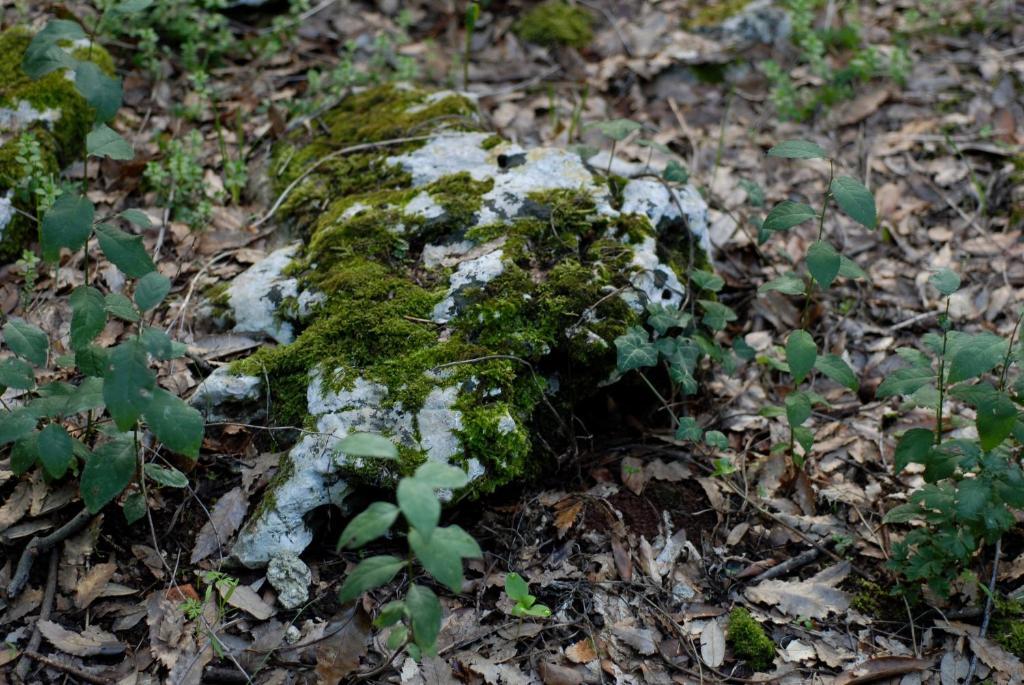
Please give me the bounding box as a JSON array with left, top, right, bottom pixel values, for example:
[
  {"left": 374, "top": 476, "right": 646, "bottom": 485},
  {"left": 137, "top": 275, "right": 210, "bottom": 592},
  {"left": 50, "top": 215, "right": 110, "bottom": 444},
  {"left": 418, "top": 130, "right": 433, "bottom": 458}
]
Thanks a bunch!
[
  {"left": 414, "top": 462, "right": 469, "bottom": 490},
  {"left": 38, "top": 423, "right": 73, "bottom": 479},
  {"left": 134, "top": 272, "right": 171, "bottom": 311},
  {"left": 894, "top": 428, "right": 934, "bottom": 472},
  {"left": 806, "top": 241, "right": 841, "bottom": 288},
  {"left": 955, "top": 478, "right": 990, "bottom": 522},
  {"left": 337, "top": 555, "right": 404, "bottom": 603},
  {"left": 87, "top": 124, "right": 133, "bottom": 160},
  {"left": 40, "top": 192, "right": 94, "bottom": 262},
  {"left": 0, "top": 357, "right": 36, "bottom": 390},
  {"left": 785, "top": 391, "right": 812, "bottom": 427},
  {"left": 785, "top": 330, "right": 817, "bottom": 384},
  {"left": 122, "top": 492, "right": 147, "bottom": 524},
  {"left": 763, "top": 201, "right": 816, "bottom": 233},
  {"left": 947, "top": 333, "right": 1008, "bottom": 384},
  {"left": 104, "top": 293, "right": 140, "bottom": 323},
  {"left": 80, "top": 435, "right": 136, "bottom": 513},
  {"left": 70, "top": 286, "right": 106, "bottom": 351},
  {"left": 767, "top": 139, "right": 827, "bottom": 159},
  {"left": 95, "top": 223, "right": 154, "bottom": 277},
  {"left": 690, "top": 270, "right": 724, "bottom": 292},
  {"left": 374, "top": 601, "right": 407, "bottom": 627},
  {"left": 758, "top": 272, "right": 806, "bottom": 296},
  {"left": 22, "top": 20, "right": 84, "bottom": 78},
  {"left": 409, "top": 527, "right": 467, "bottom": 593},
  {"left": 119, "top": 209, "right": 153, "bottom": 228},
  {"left": 143, "top": 463, "right": 189, "bottom": 488},
  {"left": 614, "top": 326, "right": 657, "bottom": 372},
  {"left": 838, "top": 255, "right": 868, "bottom": 280},
  {"left": 143, "top": 387, "right": 203, "bottom": 458},
  {"left": 11, "top": 435, "right": 40, "bottom": 475},
  {"left": 3, "top": 318, "right": 49, "bottom": 366},
  {"left": 140, "top": 327, "right": 186, "bottom": 360},
  {"left": 663, "top": 160, "right": 689, "bottom": 183},
  {"left": 337, "top": 502, "right": 399, "bottom": 549},
  {"left": 335, "top": 433, "right": 398, "bottom": 460},
  {"left": 698, "top": 300, "right": 736, "bottom": 331},
  {"left": 0, "top": 410, "right": 36, "bottom": 445},
  {"left": 74, "top": 61, "right": 122, "bottom": 123},
  {"left": 675, "top": 416, "right": 703, "bottom": 441},
  {"left": 406, "top": 585, "right": 442, "bottom": 655},
  {"left": 830, "top": 176, "right": 876, "bottom": 228},
  {"left": 587, "top": 118, "right": 643, "bottom": 141},
  {"left": 76, "top": 345, "right": 108, "bottom": 377},
  {"left": 103, "top": 340, "right": 155, "bottom": 431},
  {"left": 976, "top": 391, "right": 1017, "bottom": 451},
  {"left": 814, "top": 354, "right": 858, "bottom": 391},
  {"left": 505, "top": 572, "right": 530, "bottom": 604},
  {"left": 876, "top": 362, "right": 935, "bottom": 399}
]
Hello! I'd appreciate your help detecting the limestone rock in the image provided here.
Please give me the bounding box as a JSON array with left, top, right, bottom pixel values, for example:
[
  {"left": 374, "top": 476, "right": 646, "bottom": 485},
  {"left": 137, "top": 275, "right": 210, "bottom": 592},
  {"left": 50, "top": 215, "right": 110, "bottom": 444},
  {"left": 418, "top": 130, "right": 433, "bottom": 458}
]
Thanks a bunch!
[
  {"left": 266, "top": 553, "right": 311, "bottom": 610},
  {"left": 199, "top": 85, "right": 711, "bottom": 567}
]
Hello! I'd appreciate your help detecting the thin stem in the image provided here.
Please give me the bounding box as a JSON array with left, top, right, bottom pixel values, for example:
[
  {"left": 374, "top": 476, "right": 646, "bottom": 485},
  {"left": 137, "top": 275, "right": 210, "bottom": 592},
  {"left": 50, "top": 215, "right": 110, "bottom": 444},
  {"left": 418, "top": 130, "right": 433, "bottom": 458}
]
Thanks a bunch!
[
  {"left": 607, "top": 140, "right": 616, "bottom": 177},
  {"left": 935, "top": 298, "right": 951, "bottom": 445},
  {"left": 998, "top": 309, "right": 1024, "bottom": 391},
  {"left": 638, "top": 370, "right": 678, "bottom": 428},
  {"left": 818, "top": 159, "right": 834, "bottom": 241}
]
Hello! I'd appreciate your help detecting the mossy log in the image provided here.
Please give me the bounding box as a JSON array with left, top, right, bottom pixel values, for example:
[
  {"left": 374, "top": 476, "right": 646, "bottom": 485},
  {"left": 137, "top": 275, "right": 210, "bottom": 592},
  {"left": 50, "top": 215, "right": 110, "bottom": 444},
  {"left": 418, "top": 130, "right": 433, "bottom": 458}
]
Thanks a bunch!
[
  {"left": 0, "top": 27, "right": 114, "bottom": 262},
  {"left": 192, "top": 84, "right": 712, "bottom": 567}
]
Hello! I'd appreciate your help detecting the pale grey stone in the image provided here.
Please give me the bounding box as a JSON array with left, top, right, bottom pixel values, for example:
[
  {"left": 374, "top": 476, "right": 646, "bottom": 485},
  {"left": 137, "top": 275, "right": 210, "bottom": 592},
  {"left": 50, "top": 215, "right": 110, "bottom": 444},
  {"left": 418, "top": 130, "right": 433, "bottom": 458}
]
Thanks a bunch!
[{"left": 267, "top": 553, "right": 311, "bottom": 610}]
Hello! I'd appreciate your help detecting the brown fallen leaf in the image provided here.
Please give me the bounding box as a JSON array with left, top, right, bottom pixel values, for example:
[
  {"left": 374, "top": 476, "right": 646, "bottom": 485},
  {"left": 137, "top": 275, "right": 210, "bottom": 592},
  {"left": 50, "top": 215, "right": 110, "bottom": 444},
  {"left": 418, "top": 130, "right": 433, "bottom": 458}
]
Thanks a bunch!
[
  {"left": 539, "top": 660, "right": 584, "bottom": 685},
  {"left": 565, "top": 637, "right": 597, "bottom": 664},
  {"left": 969, "top": 634, "right": 1024, "bottom": 679},
  {"left": 315, "top": 606, "right": 371, "bottom": 684},
  {"left": 76, "top": 561, "right": 117, "bottom": 609},
  {"left": 132, "top": 544, "right": 167, "bottom": 579},
  {"left": 834, "top": 656, "right": 933, "bottom": 685},
  {"left": 190, "top": 486, "right": 249, "bottom": 564},
  {"left": 553, "top": 499, "right": 583, "bottom": 538},
  {"left": 611, "top": 624, "right": 658, "bottom": 656},
  {"left": 700, "top": 619, "right": 726, "bottom": 668},
  {"left": 0, "top": 481, "right": 31, "bottom": 533},
  {"left": 37, "top": 620, "right": 125, "bottom": 657},
  {"left": 217, "top": 581, "right": 274, "bottom": 620},
  {"left": 744, "top": 561, "right": 852, "bottom": 619},
  {"left": 2, "top": 585, "right": 42, "bottom": 623},
  {"left": 621, "top": 456, "right": 648, "bottom": 495}
]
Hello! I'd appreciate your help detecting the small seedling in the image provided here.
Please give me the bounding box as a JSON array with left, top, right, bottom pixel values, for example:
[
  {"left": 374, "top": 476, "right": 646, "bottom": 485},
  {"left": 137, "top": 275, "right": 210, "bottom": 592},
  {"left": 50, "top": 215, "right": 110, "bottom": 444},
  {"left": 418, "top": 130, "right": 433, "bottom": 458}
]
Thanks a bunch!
[{"left": 504, "top": 572, "right": 552, "bottom": 618}]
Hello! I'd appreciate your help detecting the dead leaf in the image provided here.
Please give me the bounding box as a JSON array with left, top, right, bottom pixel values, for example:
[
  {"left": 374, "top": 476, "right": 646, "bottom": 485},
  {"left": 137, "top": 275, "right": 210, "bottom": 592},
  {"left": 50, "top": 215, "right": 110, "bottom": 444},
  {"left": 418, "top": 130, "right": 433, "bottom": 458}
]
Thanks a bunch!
[
  {"left": 834, "top": 656, "right": 934, "bottom": 685},
  {"left": 969, "top": 634, "right": 1024, "bottom": 678},
  {"left": 700, "top": 619, "right": 725, "bottom": 668},
  {"left": 190, "top": 487, "right": 249, "bottom": 564},
  {"left": 745, "top": 562, "right": 852, "bottom": 619},
  {"left": 37, "top": 620, "right": 125, "bottom": 657},
  {"left": 132, "top": 545, "right": 167, "bottom": 579},
  {"left": 217, "top": 581, "right": 274, "bottom": 620},
  {"left": 565, "top": 638, "right": 597, "bottom": 664},
  {"left": 0, "top": 481, "right": 31, "bottom": 532},
  {"left": 611, "top": 624, "right": 658, "bottom": 656},
  {"left": 553, "top": 499, "right": 583, "bottom": 539},
  {"left": 315, "top": 606, "right": 371, "bottom": 684},
  {"left": 621, "top": 456, "right": 647, "bottom": 495},
  {"left": 76, "top": 561, "right": 117, "bottom": 609},
  {"left": 2, "top": 585, "right": 42, "bottom": 623},
  {"left": 460, "top": 653, "right": 532, "bottom": 685},
  {"left": 538, "top": 660, "right": 584, "bottom": 685}
]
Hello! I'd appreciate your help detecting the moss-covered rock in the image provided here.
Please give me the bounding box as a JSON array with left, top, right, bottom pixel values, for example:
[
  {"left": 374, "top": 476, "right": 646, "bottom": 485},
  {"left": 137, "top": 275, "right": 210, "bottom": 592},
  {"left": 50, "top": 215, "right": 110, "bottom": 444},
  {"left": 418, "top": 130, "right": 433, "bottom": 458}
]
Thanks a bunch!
[
  {"left": 193, "top": 84, "right": 711, "bottom": 567},
  {"left": 0, "top": 27, "right": 113, "bottom": 262},
  {"left": 513, "top": 1, "right": 594, "bottom": 49},
  {"left": 727, "top": 608, "right": 776, "bottom": 671}
]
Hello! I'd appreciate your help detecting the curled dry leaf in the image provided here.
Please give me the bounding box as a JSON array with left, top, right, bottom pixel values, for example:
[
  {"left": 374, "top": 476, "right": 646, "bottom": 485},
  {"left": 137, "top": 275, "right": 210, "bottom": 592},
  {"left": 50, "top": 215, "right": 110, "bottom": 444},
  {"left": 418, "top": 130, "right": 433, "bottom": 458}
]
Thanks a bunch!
[
  {"left": 834, "top": 656, "right": 934, "bottom": 685},
  {"left": 565, "top": 638, "right": 597, "bottom": 664},
  {"left": 75, "top": 561, "right": 117, "bottom": 609},
  {"left": 553, "top": 498, "right": 583, "bottom": 539}
]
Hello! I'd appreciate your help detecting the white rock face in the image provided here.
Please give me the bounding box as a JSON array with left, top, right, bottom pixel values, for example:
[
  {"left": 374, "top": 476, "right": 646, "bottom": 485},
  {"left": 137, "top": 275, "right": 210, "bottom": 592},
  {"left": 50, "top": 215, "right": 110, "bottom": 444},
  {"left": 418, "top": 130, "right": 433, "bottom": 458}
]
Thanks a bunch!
[
  {"left": 432, "top": 248, "right": 506, "bottom": 323},
  {"left": 190, "top": 366, "right": 263, "bottom": 423},
  {"left": 0, "top": 190, "right": 13, "bottom": 238},
  {"left": 224, "top": 244, "right": 301, "bottom": 343},
  {"left": 0, "top": 100, "right": 61, "bottom": 139}
]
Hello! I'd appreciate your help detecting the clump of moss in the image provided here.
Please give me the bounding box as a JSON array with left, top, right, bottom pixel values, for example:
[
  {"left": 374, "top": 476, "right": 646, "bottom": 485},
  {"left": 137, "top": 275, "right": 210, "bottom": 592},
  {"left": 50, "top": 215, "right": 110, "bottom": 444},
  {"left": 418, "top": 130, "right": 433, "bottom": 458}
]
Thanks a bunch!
[
  {"left": 727, "top": 608, "right": 775, "bottom": 671},
  {"left": 993, "top": 597, "right": 1024, "bottom": 659},
  {"left": 514, "top": 1, "right": 594, "bottom": 49},
  {"left": 689, "top": 0, "right": 750, "bottom": 28}
]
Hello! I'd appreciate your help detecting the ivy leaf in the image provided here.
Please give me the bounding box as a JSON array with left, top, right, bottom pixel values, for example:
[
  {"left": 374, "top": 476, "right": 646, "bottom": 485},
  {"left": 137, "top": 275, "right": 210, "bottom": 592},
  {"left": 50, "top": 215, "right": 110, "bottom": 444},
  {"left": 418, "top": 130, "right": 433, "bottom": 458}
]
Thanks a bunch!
[
  {"left": 614, "top": 326, "right": 657, "bottom": 372},
  {"left": 38, "top": 423, "right": 73, "bottom": 479},
  {"left": 0, "top": 357, "right": 36, "bottom": 390},
  {"left": 767, "top": 139, "right": 827, "bottom": 159},
  {"left": 337, "top": 555, "right": 404, "bottom": 603},
  {"left": 103, "top": 340, "right": 155, "bottom": 431},
  {"left": 104, "top": 293, "right": 140, "bottom": 323},
  {"left": 699, "top": 300, "right": 737, "bottom": 331},
  {"left": 806, "top": 241, "right": 841, "bottom": 288},
  {"left": 814, "top": 354, "right": 858, "bottom": 391},
  {"left": 691, "top": 269, "right": 724, "bottom": 292},
  {"left": 675, "top": 416, "right": 703, "bottom": 441},
  {"left": 785, "top": 330, "right": 817, "bottom": 384},
  {"left": 143, "top": 463, "right": 189, "bottom": 488},
  {"left": 40, "top": 192, "right": 95, "bottom": 262},
  {"left": 95, "top": 223, "right": 155, "bottom": 277},
  {"left": 335, "top": 433, "right": 398, "bottom": 460},
  {"left": 86, "top": 124, "right": 134, "bottom": 160},
  {"left": 406, "top": 584, "right": 442, "bottom": 656},
  {"left": 763, "top": 201, "right": 817, "bottom": 233},
  {"left": 758, "top": 272, "right": 806, "bottom": 296},
  {"left": 587, "top": 118, "right": 643, "bottom": 141},
  {"left": 397, "top": 478, "right": 440, "bottom": 539},
  {"left": 74, "top": 61, "right": 123, "bottom": 123},
  {"left": 80, "top": 435, "right": 136, "bottom": 513},
  {"left": 414, "top": 462, "right": 469, "bottom": 490},
  {"left": 3, "top": 318, "right": 49, "bottom": 366},
  {"left": 70, "top": 286, "right": 106, "bottom": 351},
  {"left": 893, "top": 428, "right": 934, "bottom": 472},
  {"left": 134, "top": 272, "right": 171, "bottom": 311},
  {"left": 831, "top": 176, "right": 876, "bottom": 229},
  {"left": 337, "top": 502, "right": 400, "bottom": 550},
  {"left": 928, "top": 268, "right": 961, "bottom": 296},
  {"left": 143, "top": 387, "right": 203, "bottom": 458},
  {"left": 663, "top": 160, "right": 689, "bottom": 183}
]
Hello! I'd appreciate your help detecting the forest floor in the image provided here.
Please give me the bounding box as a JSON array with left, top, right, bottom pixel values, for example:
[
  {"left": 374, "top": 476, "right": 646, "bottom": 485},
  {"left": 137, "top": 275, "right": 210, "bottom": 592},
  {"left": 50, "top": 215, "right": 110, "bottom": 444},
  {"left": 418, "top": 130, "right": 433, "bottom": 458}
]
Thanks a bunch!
[{"left": 2, "top": 0, "right": 1024, "bottom": 683}]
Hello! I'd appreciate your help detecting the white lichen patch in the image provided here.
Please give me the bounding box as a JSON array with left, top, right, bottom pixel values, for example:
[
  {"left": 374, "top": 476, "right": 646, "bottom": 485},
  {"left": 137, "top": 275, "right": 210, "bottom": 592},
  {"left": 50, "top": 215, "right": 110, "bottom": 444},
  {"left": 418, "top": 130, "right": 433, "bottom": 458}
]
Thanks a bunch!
[
  {"left": 416, "top": 385, "right": 463, "bottom": 463},
  {"left": 624, "top": 236, "right": 687, "bottom": 312},
  {"left": 0, "top": 190, "right": 13, "bottom": 237},
  {"left": 0, "top": 100, "right": 61, "bottom": 131},
  {"left": 432, "top": 248, "right": 506, "bottom": 323},
  {"left": 405, "top": 191, "right": 445, "bottom": 220},
  {"left": 190, "top": 367, "right": 264, "bottom": 423},
  {"left": 621, "top": 179, "right": 711, "bottom": 254}
]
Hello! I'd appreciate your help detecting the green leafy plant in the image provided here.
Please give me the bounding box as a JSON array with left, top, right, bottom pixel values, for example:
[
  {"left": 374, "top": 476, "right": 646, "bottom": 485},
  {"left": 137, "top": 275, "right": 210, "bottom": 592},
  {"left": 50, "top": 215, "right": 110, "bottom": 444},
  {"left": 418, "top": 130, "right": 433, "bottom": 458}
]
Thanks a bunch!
[
  {"left": 1, "top": 15, "right": 203, "bottom": 525},
  {"left": 504, "top": 572, "right": 552, "bottom": 618},
  {"left": 755, "top": 139, "right": 872, "bottom": 466},
  {"left": 335, "top": 433, "right": 483, "bottom": 660},
  {"left": 881, "top": 270, "right": 1024, "bottom": 595},
  {"left": 144, "top": 129, "right": 212, "bottom": 229}
]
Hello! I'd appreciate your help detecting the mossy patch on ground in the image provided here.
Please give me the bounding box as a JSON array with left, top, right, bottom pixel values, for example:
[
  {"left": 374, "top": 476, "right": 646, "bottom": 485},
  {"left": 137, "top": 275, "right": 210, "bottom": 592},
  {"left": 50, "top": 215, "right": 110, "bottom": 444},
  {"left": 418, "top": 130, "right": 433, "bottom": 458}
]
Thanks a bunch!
[
  {"left": 727, "top": 608, "right": 775, "bottom": 671},
  {"left": 514, "top": 1, "right": 594, "bottom": 49}
]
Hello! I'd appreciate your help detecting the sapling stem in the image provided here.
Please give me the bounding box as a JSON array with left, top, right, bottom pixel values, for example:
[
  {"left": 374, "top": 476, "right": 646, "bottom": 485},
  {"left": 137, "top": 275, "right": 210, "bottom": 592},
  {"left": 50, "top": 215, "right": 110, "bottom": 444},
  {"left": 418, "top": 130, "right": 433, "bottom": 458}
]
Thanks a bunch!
[
  {"left": 935, "top": 297, "right": 951, "bottom": 445},
  {"left": 998, "top": 309, "right": 1024, "bottom": 391}
]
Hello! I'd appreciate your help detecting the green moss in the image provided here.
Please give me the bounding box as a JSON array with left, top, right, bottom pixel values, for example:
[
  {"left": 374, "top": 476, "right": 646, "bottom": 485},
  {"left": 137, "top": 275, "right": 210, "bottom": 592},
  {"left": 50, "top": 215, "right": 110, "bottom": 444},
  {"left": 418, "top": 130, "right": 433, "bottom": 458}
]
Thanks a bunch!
[
  {"left": 993, "top": 597, "right": 1024, "bottom": 659},
  {"left": 481, "top": 134, "right": 505, "bottom": 150},
  {"left": 0, "top": 27, "right": 115, "bottom": 262},
  {"left": 727, "top": 608, "right": 775, "bottom": 671},
  {"left": 689, "top": 0, "right": 750, "bottom": 28},
  {"left": 514, "top": 1, "right": 594, "bottom": 49}
]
